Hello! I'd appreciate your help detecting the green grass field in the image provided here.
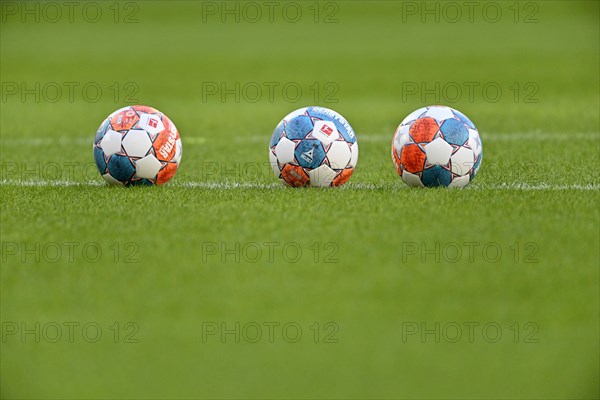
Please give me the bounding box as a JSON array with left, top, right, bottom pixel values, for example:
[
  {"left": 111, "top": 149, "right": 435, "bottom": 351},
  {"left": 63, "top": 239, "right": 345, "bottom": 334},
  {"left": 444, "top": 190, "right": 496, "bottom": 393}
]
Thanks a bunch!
[{"left": 1, "top": 1, "right": 599, "bottom": 399}]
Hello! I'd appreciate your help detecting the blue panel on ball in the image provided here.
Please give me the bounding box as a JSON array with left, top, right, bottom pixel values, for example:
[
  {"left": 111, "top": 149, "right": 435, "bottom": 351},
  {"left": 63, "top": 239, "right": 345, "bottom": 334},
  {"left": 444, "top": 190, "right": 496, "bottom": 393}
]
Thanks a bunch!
[
  {"left": 94, "top": 118, "right": 111, "bottom": 144},
  {"left": 471, "top": 153, "right": 483, "bottom": 180},
  {"left": 294, "top": 139, "right": 326, "bottom": 169},
  {"left": 270, "top": 121, "right": 285, "bottom": 148},
  {"left": 333, "top": 120, "right": 356, "bottom": 144},
  {"left": 129, "top": 179, "right": 154, "bottom": 186},
  {"left": 94, "top": 146, "right": 107, "bottom": 174},
  {"left": 452, "top": 109, "right": 476, "bottom": 129},
  {"left": 440, "top": 119, "right": 469, "bottom": 146},
  {"left": 306, "top": 107, "right": 338, "bottom": 121},
  {"left": 107, "top": 154, "right": 135, "bottom": 183},
  {"left": 421, "top": 165, "right": 452, "bottom": 187},
  {"left": 285, "top": 115, "right": 314, "bottom": 140}
]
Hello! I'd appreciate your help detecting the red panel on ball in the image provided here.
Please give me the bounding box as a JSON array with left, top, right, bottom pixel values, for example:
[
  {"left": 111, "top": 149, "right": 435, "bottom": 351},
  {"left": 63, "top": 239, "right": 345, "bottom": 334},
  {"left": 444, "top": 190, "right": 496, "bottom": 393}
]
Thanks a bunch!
[
  {"left": 132, "top": 105, "right": 160, "bottom": 114},
  {"left": 409, "top": 117, "right": 439, "bottom": 143},
  {"left": 110, "top": 108, "right": 139, "bottom": 131},
  {"left": 281, "top": 165, "right": 310, "bottom": 187},
  {"left": 156, "top": 162, "right": 178, "bottom": 185},
  {"left": 400, "top": 143, "right": 426, "bottom": 173},
  {"left": 332, "top": 168, "right": 354, "bottom": 187}
]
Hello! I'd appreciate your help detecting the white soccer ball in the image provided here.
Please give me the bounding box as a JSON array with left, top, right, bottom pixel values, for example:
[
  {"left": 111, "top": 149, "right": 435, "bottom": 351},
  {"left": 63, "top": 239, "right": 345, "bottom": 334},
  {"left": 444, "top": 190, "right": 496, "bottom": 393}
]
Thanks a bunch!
[
  {"left": 269, "top": 106, "right": 358, "bottom": 187},
  {"left": 392, "top": 105, "right": 482, "bottom": 187}
]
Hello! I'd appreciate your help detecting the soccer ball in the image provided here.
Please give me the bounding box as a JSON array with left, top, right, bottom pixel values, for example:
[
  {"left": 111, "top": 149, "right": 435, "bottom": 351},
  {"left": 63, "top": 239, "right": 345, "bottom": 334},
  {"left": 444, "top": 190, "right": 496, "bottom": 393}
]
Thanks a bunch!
[
  {"left": 269, "top": 106, "right": 358, "bottom": 187},
  {"left": 93, "top": 105, "right": 182, "bottom": 186},
  {"left": 391, "top": 105, "right": 482, "bottom": 187}
]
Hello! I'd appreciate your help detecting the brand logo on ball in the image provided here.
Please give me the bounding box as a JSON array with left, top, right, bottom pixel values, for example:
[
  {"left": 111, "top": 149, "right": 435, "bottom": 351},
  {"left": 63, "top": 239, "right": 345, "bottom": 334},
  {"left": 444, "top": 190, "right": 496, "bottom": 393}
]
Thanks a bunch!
[
  {"left": 148, "top": 118, "right": 158, "bottom": 128},
  {"left": 159, "top": 130, "right": 178, "bottom": 159},
  {"left": 290, "top": 170, "right": 303, "bottom": 180},
  {"left": 320, "top": 124, "right": 334, "bottom": 136},
  {"left": 311, "top": 120, "right": 339, "bottom": 146},
  {"left": 300, "top": 148, "right": 314, "bottom": 163}
]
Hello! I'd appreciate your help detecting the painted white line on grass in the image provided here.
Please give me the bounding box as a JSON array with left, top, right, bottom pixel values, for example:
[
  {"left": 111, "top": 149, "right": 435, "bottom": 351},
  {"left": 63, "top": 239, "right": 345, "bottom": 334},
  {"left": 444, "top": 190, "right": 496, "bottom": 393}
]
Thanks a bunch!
[
  {"left": 2, "top": 132, "right": 599, "bottom": 146},
  {"left": 176, "top": 181, "right": 281, "bottom": 189},
  {"left": 467, "top": 183, "right": 598, "bottom": 191},
  {"left": 0, "top": 179, "right": 282, "bottom": 189},
  {"left": 341, "top": 183, "right": 600, "bottom": 191},
  {"left": 1, "top": 179, "right": 598, "bottom": 191},
  {"left": 0, "top": 179, "right": 104, "bottom": 187}
]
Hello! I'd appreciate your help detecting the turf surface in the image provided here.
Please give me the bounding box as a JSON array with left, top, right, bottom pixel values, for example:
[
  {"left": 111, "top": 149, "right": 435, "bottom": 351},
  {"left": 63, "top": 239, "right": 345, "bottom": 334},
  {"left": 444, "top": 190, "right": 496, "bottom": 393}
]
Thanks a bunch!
[{"left": 1, "top": 1, "right": 599, "bottom": 399}]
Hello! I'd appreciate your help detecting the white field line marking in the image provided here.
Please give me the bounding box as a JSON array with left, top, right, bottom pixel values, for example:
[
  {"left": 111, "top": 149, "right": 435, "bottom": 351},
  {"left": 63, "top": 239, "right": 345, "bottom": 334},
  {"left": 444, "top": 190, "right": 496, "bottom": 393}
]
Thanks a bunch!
[
  {"left": 1, "top": 179, "right": 598, "bottom": 191},
  {"left": 2, "top": 132, "right": 599, "bottom": 146}
]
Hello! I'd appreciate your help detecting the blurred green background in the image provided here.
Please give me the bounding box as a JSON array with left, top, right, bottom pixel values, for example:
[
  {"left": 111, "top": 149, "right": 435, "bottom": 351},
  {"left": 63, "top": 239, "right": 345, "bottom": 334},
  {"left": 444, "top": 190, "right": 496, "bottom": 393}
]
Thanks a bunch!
[{"left": 1, "top": 1, "right": 598, "bottom": 399}]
